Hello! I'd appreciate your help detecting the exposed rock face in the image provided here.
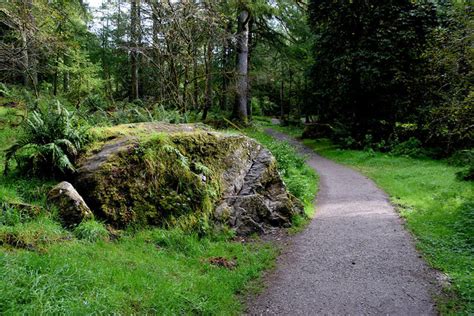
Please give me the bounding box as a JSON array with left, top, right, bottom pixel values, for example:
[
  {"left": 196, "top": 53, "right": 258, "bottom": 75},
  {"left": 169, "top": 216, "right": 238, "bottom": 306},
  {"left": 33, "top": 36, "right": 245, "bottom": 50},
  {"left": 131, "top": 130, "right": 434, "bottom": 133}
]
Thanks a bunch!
[
  {"left": 47, "top": 181, "right": 93, "bottom": 227},
  {"left": 216, "top": 144, "right": 303, "bottom": 235},
  {"left": 74, "top": 123, "right": 303, "bottom": 235}
]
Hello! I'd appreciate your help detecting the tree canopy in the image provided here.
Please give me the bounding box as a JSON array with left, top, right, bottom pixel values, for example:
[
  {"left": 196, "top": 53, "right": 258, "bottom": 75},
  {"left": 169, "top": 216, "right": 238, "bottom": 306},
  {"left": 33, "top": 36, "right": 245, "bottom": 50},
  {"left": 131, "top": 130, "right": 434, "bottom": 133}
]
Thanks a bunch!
[{"left": 0, "top": 0, "right": 472, "bottom": 154}]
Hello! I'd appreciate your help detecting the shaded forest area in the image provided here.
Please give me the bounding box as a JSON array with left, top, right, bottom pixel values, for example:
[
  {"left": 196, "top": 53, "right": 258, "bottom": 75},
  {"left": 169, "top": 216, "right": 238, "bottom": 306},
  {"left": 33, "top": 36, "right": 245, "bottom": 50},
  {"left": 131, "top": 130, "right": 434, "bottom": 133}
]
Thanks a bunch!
[
  {"left": 0, "top": 0, "right": 472, "bottom": 170},
  {"left": 1, "top": 0, "right": 312, "bottom": 122},
  {"left": 0, "top": 1, "right": 473, "bottom": 314}
]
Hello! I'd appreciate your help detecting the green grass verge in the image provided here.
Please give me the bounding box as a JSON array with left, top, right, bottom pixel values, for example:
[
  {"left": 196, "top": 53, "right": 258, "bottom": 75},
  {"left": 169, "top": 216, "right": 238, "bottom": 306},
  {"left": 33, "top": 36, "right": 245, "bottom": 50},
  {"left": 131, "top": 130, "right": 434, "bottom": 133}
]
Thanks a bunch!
[
  {"left": 0, "top": 226, "right": 275, "bottom": 314},
  {"left": 272, "top": 123, "right": 473, "bottom": 314}
]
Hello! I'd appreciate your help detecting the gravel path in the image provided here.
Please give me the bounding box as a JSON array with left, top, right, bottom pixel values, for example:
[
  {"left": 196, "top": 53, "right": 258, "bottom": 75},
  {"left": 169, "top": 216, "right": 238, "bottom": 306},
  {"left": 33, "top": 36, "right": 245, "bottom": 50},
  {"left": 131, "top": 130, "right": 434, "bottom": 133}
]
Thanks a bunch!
[{"left": 247, "top": 129, "right": 440, "bottom": 315}]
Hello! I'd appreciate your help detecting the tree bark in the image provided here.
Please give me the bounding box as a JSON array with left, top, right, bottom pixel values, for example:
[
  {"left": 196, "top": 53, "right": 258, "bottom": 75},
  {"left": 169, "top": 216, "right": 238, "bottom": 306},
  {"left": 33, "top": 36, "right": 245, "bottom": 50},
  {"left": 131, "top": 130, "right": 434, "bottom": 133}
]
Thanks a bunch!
[
  {"left": 246, "top": 16, "right": 253, "bottom": 120},
  {"left": 232, "top": 9, "right": 250, "bottom": 123},
  {"left": 21, "top": 0, "right": 38, "bottom": 95},
  {"left": 193, "top": 55, "right": 198, "bottom": 108},
  {"left": 202, "top": 40, "right": 213, "bottom": 121},
  {"left": 130, "top": 0, "right": 140, "bottom": 100},
  {"left": 280, "top": 68, "right": 284, "bottom": 119},
  {"left": 220, "top": 21, "right": 232, "bottom": 111},
  {"left": 63, "top": 54, "right": 69, "bottom": 93}
]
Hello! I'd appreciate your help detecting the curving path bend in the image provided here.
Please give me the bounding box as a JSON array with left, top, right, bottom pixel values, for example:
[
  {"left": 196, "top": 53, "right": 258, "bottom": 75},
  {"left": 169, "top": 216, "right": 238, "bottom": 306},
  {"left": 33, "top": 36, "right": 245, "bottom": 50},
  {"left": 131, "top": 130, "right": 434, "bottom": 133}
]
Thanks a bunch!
[{"left": 247, "top": 129, "right": 440, "bottom": 315}]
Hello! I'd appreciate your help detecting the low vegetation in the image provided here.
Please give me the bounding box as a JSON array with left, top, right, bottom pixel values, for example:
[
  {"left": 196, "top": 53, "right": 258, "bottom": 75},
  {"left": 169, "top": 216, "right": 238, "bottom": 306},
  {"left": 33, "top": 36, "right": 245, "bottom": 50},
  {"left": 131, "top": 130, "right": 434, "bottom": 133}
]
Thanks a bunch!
[
  {"left": 272, "top": 124, "right": 473, "bottom": 314},
  {"left": 0, "top": 104, "right": 319, "bottom": 314},
  {"left": 0, "top": 226, "right": 276, "bottom": 314}
]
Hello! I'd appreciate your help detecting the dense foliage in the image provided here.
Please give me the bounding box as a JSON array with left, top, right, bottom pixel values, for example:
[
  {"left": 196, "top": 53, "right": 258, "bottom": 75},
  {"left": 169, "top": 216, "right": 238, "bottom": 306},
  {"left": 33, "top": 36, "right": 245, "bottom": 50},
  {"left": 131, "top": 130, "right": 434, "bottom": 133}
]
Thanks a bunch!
[
  {"left": 307, "top": 1, "right": 472, "bottom": 155},
  {"left": 4, "top": 101, "right": 89, "bottom": 176},
  {"left": 0, "top": 0, "right": 309, "bottom": 124}
]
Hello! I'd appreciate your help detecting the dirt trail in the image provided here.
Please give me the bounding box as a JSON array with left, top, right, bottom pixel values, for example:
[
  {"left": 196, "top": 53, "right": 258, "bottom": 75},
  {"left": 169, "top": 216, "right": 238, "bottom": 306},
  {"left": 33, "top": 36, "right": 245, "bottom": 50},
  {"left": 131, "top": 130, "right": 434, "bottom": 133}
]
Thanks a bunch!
[{"left": 247, "top": 129, "right": 440, "bottom": 315}]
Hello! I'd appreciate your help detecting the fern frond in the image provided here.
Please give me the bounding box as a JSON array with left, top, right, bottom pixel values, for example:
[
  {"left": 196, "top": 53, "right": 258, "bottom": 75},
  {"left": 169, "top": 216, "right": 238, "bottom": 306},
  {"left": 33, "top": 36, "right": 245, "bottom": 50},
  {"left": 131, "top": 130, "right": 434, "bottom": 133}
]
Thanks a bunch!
[
  {"left": 55, "top": 139, "right": 78, "bottom": 156},
  {"left": 162, "top": 144, "right": 189, "bottom": 168}
]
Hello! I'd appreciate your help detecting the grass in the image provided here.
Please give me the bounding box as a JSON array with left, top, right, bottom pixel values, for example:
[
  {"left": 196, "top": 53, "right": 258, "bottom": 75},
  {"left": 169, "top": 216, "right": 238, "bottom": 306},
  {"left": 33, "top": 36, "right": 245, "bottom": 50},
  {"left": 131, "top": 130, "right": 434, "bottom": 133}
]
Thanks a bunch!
[
  {"left": 0, "top": 227, "right": 276, "bottom": 314},
  {"left": 272, "top": 123, "right": 473, "bottom": 314},
  {"left": 0, "top": 105, "right": 319, "bottom": 314}
]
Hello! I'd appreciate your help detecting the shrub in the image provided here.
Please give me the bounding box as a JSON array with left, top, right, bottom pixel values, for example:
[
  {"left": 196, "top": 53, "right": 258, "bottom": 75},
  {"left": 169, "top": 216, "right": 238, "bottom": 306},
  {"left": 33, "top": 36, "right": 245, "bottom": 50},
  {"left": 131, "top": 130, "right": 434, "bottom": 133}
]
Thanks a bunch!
[
  {"left": 4, "top": 100, "right": 89, "bottom": 177},
  {"left": 82, "top": 94, "right": 109, "bottom": 111},
  {"left": 449, "top": 149, "right": 474, "bottom": 181},
  {"left": 390, "top": 137, "right": 426, "bottom": 158},
  {"left": 73, "top": 220, "right": 109, "bottom": 242},
  {"left": 152, "top": 105, "right": 188, "bottom": 123}
]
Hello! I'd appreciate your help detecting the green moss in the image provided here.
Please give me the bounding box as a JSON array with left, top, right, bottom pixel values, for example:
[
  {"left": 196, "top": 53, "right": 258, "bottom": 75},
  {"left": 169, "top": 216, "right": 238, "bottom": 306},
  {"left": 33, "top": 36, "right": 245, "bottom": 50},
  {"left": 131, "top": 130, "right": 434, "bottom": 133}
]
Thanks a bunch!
[{"left": 79, "top": 130, "right": 252, "bottom": 233}]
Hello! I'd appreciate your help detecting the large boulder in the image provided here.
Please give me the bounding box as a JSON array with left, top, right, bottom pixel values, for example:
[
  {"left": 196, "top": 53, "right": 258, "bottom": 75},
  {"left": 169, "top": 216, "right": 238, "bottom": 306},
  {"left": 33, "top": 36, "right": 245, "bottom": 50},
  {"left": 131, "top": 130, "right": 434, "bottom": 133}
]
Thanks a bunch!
[
  {"left": 74, "top": 123, "right": 303, "bottom": 235},
  {"left": 47, "top": 181, "right": 93, "bottom": 227}
]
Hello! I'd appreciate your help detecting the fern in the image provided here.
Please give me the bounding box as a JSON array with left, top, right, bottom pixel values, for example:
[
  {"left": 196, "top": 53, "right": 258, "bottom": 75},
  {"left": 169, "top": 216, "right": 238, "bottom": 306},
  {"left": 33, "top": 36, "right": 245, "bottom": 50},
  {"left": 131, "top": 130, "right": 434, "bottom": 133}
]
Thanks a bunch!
[
  {"left": 4, "top": 100, "right": 89, "bottom": 177},
  {"left": 162, "top": 144, "right": 189, "bottom": 168},
  {"left": 193, "top": 162, "right": 211, "bottom": 176}
]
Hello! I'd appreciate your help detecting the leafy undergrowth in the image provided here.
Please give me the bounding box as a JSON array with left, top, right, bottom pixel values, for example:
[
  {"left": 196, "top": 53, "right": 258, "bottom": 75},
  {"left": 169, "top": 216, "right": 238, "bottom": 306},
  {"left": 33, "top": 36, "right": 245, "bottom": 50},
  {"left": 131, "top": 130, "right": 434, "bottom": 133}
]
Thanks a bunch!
[
  {"left": 243, "top": 126, "right": 319, "bottom": 231},
  {"left": 272, "top": 123, "right": 473, "bottom": 314}
]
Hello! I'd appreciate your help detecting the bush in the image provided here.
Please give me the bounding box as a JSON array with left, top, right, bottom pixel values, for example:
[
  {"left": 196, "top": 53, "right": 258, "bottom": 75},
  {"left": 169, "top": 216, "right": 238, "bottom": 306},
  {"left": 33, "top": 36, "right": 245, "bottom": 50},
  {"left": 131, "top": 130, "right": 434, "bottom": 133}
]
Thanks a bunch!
[
  {"left": 84, "top": 102, "right": 189, "bottom": 126},
  {"left": 390, "top": 137, "right": 426, "bottom": 158},
  {"left": 449, "top": 149, "right": 474, "bottom": 181},
  {"left": 449, "top": 149, "right": 474, "bottom": 167},
  {"left": 152, "top": 105, "right": 188, "bottom": 123},
  {"left": 73, "top": 220, "right": 108, "bottom": 242},
  {"left": 4, "top": 100, "right": 89, "bottom": 177},
  {"left": 82, "top": 94, "right": 109, "bottom": 111}
]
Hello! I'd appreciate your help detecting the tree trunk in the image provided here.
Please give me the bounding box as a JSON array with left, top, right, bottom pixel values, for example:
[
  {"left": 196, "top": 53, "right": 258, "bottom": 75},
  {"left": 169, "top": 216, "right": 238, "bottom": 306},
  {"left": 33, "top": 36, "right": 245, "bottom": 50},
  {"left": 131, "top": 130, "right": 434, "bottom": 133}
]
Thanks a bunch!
[
  {"left": 22, "top": 0, "right": 38, "bottom": 95},
  {"left": 288, "top": 68, "right": 292, "bottom": 118},
  {"left": 193, "top": 55, "right": 199, "bottom": 109},
  {"left": 280, "top": 68, "right": 284, "bottom": 119},
  {"left": 53, "top": 54, "right": 59, "bottom": 96},
  {"left": 63, "top": 54, "right": 69, "bottom": 93},
  {"left": 183, "top": 65, "right": 188, "bottom": 113},
  {"left": 246, "top": 17, "right": 253, "bottom": 120},
  {"left": 232, "top": 9, "right": 250, "bottom": 123},
  {"left": 151, "top": 2, "right": 161, "bottom": 100},
  {"left": 130, "top": 0, "right": 140, "bottom": 100},
  {"left": 220, "top": 22, "right": 232, "bottom": 111},
  {"left": 202, "top": 40, "right": 213, "bottom": 121}
]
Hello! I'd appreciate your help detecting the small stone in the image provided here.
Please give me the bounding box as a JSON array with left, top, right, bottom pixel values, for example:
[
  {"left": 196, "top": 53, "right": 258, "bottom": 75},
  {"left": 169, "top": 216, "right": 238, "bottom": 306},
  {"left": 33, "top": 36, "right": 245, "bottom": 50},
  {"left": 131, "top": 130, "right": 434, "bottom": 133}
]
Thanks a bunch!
[{"left": 47, "top": 181, "right": 93, "bottom": 227}]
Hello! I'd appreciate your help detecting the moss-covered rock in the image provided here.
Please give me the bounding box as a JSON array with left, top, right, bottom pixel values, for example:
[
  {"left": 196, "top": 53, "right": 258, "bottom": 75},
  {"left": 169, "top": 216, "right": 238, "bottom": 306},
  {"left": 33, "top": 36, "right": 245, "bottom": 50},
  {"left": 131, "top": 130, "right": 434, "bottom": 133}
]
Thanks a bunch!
[
  {"left": 74, "top": 122, "right": 303, "bottom": 235},
  {"left": 47, "top": 181, "right": 94, "bottom": 227}
]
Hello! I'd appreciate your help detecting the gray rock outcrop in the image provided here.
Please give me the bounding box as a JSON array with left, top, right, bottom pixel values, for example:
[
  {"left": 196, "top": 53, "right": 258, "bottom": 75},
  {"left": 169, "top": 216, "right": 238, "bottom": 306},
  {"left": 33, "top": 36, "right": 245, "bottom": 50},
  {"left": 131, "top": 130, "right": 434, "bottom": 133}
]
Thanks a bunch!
[{"left": 73, "top": 123, "right": 303, "bottom": 235}]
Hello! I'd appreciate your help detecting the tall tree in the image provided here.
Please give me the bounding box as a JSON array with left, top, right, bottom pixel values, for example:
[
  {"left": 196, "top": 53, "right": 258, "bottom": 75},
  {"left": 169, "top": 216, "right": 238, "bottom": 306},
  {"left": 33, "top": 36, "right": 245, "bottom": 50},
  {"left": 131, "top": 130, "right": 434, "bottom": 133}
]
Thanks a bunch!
[
  {"left": 130, "top": 0, "right": 140, "bottom": 100},
  {"left": 307, "top": 1, "right": 436, "bottom": 143},
  {"left": 233, "top": 8, "right": 250, "bottom": 122}
]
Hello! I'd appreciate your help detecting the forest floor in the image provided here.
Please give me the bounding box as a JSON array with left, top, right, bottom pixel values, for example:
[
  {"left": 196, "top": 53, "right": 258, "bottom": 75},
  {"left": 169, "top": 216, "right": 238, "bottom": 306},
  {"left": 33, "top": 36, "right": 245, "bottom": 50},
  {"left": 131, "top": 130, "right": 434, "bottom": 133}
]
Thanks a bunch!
[{"left": 247, "top": 128, "right": 443, "bottom": 315}]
